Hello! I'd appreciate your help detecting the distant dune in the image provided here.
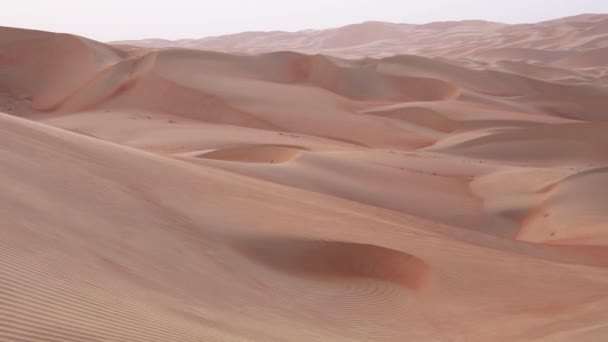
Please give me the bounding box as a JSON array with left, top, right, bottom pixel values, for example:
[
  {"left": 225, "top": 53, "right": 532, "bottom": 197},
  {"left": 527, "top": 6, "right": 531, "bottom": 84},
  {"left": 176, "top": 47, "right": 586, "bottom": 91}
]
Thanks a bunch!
[{"left": 2, "top": 14, "right": 608, "bottom": 342}]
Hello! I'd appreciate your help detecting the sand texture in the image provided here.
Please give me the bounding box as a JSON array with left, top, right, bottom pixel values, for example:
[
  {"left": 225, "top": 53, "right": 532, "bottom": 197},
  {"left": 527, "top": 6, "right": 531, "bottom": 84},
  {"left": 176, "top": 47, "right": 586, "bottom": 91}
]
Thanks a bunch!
[{"left": 1, "top": 14, "right": 608, "bottom": 341}]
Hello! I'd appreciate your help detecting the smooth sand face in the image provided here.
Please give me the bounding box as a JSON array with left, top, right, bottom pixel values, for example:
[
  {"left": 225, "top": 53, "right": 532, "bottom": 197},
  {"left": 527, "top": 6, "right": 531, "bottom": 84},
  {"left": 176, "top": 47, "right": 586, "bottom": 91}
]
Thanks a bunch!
[{"left": 1, "top": 14, "right": 608, "bottom": 341}]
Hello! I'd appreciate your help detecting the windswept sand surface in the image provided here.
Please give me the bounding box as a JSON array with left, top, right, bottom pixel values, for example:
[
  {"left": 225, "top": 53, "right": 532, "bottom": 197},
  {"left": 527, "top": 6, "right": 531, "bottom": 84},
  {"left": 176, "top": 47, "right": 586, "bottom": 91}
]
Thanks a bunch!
[{"left": 2, "top": 14, "right": 608, "bottom": 341}]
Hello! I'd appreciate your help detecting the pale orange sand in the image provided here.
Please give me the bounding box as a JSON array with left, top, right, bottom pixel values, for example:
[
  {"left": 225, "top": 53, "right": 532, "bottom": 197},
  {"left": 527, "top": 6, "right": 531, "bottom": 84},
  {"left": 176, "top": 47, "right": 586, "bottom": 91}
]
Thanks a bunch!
[{"left": 1, "top": 14, "right": 608, "bottom": 341}]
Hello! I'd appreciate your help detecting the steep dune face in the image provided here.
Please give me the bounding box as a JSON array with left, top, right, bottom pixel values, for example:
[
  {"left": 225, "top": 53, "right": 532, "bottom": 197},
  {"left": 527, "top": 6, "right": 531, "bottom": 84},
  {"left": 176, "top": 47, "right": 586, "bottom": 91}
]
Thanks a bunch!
[
  {"left": 0, "top": 27, "right": 122, "bottom": 112},
  {"left": 2, "top": 16, "right": 608, "bottom": 341}
]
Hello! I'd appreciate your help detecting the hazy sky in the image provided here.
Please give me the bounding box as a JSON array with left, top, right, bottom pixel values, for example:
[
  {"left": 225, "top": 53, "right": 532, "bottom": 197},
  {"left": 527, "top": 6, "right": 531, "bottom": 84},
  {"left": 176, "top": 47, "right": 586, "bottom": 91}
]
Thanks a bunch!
[{"left": 2, "top": 0, "right": 607, "bottom": 41}]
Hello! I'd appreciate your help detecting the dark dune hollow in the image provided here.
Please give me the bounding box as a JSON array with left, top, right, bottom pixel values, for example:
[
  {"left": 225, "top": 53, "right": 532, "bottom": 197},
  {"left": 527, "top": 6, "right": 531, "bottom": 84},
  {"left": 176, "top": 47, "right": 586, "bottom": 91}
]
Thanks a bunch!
[{"left": 234, "top": 239, "right": 431, "bottom": 292}]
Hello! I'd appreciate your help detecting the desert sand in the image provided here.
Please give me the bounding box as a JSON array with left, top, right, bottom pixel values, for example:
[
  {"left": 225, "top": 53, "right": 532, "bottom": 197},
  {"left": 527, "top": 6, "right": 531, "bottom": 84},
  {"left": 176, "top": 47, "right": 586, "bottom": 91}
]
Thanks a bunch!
[{"left": 1, "top": 13, "right": 608, "bottom": 341}]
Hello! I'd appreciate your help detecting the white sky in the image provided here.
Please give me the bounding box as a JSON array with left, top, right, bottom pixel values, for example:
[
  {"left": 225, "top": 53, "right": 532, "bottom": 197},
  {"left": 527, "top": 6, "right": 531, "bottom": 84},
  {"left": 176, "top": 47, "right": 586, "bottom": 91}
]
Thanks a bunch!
[{"left": 2, "top": 0, "right": 608, "bottom": 41}]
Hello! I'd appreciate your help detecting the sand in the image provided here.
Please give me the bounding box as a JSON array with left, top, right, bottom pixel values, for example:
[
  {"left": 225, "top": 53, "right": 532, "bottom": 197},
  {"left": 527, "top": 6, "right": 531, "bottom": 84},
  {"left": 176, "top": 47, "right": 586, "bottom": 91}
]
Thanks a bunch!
[{"left": 1, "top": 14, "right": 608, "bottom": 341}]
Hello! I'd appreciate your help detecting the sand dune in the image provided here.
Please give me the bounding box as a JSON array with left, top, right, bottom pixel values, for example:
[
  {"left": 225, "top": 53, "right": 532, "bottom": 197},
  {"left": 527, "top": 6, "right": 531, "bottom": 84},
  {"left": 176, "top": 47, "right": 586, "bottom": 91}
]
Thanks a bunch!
[
  {"left": 2, "top": 14, "right": 608, "bottom": 341},
  {"left": 112, "top": 14, "right": 608, "bottom": 59},
  {"left": 474, "top": 47, "right": 573, "bottom": 63},
  {"left": 518, "top": 167, "right": 608, "bottom": 246},
  {"left": 0, "top": 27, "right": 122, "bottom": 112},
  {"left": 362, "top": 104, "right": 457, "bottom": 133},
  {"left": 429, "top": 123, "right": 608, "bottom": 164},
  {"left": 554, "top": 47, "right": 608, "bottom": 68}
]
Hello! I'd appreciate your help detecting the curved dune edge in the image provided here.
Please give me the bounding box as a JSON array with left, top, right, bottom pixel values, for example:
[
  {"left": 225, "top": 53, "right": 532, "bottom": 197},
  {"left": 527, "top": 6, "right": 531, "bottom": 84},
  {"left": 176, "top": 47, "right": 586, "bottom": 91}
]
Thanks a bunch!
[
  {"left": 196, "top": 145, "right": 306, "bottom": 164},
  {"left": 470, "top": 169, "right": 570, "bottom": 238},
  {"left": 517, "top": 167, "right": 608, "bottom": 246},
  {"left": 363, "top": 105, "right": 457, "bottom": 133},
  {"left": 53, "top": 51, "right": 158, "bottom": 113},
  {"left": 283, "top": 53, "right": 460, "bottom": 102},
  {"left": 233, "top": 238, "right": 431, "bottom": 293},
  {"left": 427, "top": 123, "right": 608, "bottom": 164},
  {"left": 470, "top": 167, "right": 608, "bottom": 246}
]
